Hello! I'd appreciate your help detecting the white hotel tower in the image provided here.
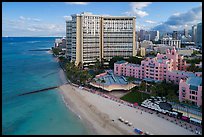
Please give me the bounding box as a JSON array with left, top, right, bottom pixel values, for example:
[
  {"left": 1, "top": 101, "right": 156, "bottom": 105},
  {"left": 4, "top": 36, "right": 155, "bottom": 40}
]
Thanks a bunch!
[{"left": 66, "top": 12, "right": 136, "bottom": 66}]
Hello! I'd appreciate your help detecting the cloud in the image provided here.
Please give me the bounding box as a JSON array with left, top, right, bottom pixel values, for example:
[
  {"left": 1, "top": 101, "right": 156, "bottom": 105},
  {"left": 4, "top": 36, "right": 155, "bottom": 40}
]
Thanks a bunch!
[
  {"left": 19, "top": 16, "right": 41, "bottom": 22},
  {"left": 145, "top": 20, "right": 156, "bottom": 24},
  {"left": 101, "top": 14, "right": 111, "bottom": 16},
  {"left": 63, "top": 15, "right": 72, "bottom": 21},
  {"left": 153, "top": 5, "right": 202, "bottom": 32},
  {"left": 65, "top": 2, "right": 88, "bottom": 5},
  {"left": 124, "top": 2, "right": 152, "bottom": 18},
  {"left": 19, "top": 16, "right": 26, "bottom": 20},
  {"left": 3, "top": 17, "right": 64, "bottom": 36},
  {"left": 135, "top": 20, "right": 152, "bottom": 31},
  {"left": 131, "top": 2, "right": 152, "bottom": 10}
]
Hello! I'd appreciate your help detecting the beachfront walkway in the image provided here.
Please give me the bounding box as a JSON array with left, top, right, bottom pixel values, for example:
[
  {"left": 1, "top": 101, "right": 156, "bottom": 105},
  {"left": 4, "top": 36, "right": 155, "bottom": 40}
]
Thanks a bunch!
[{"left": 70, "top": 83, "right": 202, "bottom": 135}]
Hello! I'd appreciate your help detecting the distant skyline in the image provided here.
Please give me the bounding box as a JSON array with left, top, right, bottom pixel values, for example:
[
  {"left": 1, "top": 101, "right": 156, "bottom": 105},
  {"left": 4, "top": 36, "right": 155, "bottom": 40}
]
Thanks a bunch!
[{"left": 2, "top": 2, "right": 202, "bottom": 37}]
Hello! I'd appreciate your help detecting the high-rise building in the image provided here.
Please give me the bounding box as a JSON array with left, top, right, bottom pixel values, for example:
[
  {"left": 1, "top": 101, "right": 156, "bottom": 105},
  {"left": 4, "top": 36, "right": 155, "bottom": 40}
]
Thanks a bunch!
[
  {"left": 149, "top": 30, "right": 159, "bottom": 41},
  {"left": 191, "top": 25, "right": 197, "bottom": 43},
  {"left": 196, "top": 23, "right": 202, "bottom": 48},
  {"left": 66, "top": 12, "right": 136, "bottom": 66},
  {"left": 66, "top": 20, "right": 72, "bottom": 60},
  {"left": 172, "top": 31, "right": 178, "bottom": 40},
  {"left": 184, "top": 28, "right": 188, "bottom": 37},
  {"left": 139, "top": 29, "right": 146, "bottom": 41},
  {"left": 144, "top": 34, "right": 150, "bottom": 41}
]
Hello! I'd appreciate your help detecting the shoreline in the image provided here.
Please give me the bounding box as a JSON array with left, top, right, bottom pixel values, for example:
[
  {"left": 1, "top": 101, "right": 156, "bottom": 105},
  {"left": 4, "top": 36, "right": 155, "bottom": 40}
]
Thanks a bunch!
[
  {"left": 58, "top": 67, "right": 98, "bottom": 134},
  {"left": 59, "top": 83, "right": 196, "bottom": 135},
  {"left": 59, "top": 88, "right": 97, "bottom": 135},
  {"left": 58, "top": 68, "right": 131, "bottom": 135},
  {"left": 59, "top": 89, "right": 96, "bottom": 135},
  {"left": 55, "top": 57, "right": 197, "bottom": 135},
  {"left": 59, "top": 84, "right": 131, "bottom": 135}
]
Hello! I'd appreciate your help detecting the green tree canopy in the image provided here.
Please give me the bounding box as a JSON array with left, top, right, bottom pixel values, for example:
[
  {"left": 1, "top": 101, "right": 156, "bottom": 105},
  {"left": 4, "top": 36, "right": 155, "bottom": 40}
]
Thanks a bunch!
[
  {"left": 126, "top": 56, "right": 143, "bottom": 65},
  {"left": 52, "top": 47, "right": 61, "bottom": 55},
  {"left": 109, "top": 56, "right": 125, "bottom": 69}
]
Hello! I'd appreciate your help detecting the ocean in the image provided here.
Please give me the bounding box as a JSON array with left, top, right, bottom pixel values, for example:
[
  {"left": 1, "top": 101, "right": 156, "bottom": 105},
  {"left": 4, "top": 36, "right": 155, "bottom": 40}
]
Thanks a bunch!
[{"left": 2, "top": 37, "right": 89, "bottom": 135}]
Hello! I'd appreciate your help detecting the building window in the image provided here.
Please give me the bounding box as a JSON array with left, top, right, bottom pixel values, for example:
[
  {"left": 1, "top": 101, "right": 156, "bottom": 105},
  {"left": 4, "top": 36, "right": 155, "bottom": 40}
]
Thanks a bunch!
[
  {"left": 182, "top": 95, "right": 185, "bottom": 98},
  {"left": 182, "top": 89, "right": 185, "bottom": 93},
  {"left": 192, "top": 101, "right": 196, "bottom": 105},
  {"left": 190, "top": 90, "right": 197, "bottom": 95}
]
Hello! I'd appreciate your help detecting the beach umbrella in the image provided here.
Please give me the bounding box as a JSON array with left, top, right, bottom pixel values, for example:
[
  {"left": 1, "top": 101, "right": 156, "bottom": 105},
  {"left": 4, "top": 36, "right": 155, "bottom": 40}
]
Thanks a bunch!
[
  {"left": 134, "top": 103, "right": 138, "bottom": 106},
  {"left": 128, "top": 122, "right": 132, "bottom": 126},
  {"left": 145, "top": 131, "right": 149, "bottom": 135}
]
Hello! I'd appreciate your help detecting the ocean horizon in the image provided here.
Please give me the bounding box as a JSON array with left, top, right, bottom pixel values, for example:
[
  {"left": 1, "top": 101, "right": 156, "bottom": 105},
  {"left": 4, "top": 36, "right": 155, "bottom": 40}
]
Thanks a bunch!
[{"left": 2, "top": 37, "right": 90, "bottom": 135}]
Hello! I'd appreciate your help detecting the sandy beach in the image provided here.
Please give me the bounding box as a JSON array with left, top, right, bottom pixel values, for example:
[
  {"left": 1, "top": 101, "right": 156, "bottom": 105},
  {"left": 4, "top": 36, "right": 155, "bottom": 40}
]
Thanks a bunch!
[{"left": 58, "top": 83, "right": 196, "bottom": 135}]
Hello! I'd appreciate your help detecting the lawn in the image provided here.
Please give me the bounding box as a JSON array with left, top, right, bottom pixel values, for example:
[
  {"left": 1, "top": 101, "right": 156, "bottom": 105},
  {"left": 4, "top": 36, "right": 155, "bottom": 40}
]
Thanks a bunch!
[{"left": 120, "top": 91, "right": 150, "bottom": 105}]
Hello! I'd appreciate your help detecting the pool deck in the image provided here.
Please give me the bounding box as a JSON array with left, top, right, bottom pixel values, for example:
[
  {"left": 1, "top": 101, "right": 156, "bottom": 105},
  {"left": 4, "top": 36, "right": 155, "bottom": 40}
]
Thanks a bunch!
[{"left": 91, "top": 70, "right": 136, "bottom": 91}]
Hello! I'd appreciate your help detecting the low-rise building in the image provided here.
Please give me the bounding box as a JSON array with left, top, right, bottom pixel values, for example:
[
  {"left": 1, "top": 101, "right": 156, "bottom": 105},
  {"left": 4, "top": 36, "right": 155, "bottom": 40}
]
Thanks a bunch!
[
  {"left": 54, "top": 37, "right": 66, "bottom": 49},
  {"left": 161, "top": 37, "right": 181, "bottom": 48},
  {"left": 140, "top": 40, "right": 153, "bottom": 49},
  {"left": 114, "top": 47, "right": 202, "bottom": 106},
  {"left": 153, "top": 44, "right": 173, "bottom": 54},
  {"left": 177, "top": 48, "right": 194, "bottom": 57},
  {"left": 166, "top": 70, "right": 199, "bottom": 84},
  {"left": 179, "top": 77, "right": 202, "bottom": 107},
  {"left": 114, "top": 47, "right": 187, "bottom": 83},
  {"left": 140, "top": 47, "right": 146, "bottom": 57}
]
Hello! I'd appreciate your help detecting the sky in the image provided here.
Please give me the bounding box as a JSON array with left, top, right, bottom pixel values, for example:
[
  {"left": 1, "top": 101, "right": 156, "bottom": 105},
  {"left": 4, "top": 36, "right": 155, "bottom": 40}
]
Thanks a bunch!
[{"left": 2, "top": 2, "right": 202, "bottom": 37}]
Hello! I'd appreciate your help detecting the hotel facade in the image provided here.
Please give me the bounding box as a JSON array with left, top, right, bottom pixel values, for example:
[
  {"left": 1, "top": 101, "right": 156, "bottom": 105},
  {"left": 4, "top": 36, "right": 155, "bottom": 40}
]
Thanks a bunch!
[
  {"left": 114, "top": 47, "right": 202, "bottom": 106},
  {"left": 66, "top": 12, "right": 136, "bottom": 66},
  {"left": 114, "top": 47, "right": 188, "bottom": 84},
  {"left": 179, "top": 77, "right": 202, "bottom": 107}
]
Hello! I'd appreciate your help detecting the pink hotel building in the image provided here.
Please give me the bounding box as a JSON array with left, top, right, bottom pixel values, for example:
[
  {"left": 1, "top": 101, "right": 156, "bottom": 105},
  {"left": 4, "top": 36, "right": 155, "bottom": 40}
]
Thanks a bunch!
[
  {"left": 179, "top": 77, "right": 202, "bottom": 106},
  {"left": 114, "top": 47, "right": 202, "bottom": 106}
]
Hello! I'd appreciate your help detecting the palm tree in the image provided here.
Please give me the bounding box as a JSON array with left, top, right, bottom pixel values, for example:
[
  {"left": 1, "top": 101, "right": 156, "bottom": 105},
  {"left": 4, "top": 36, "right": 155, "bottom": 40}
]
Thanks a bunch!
[
  {"left": 140, "top": 81, "right": 146, "bottom": 92},
  {"left": 95, "top": 58, "right": 101, "bottom": 70},
  {"left": 150, "top": 84, "right": 157, "bottom": 96},
  {"left": 127, "top": 76, "right": 135, "bottom": 91},
  {"left": 77, "top": 62, "right": 83, "bottom": 70}
]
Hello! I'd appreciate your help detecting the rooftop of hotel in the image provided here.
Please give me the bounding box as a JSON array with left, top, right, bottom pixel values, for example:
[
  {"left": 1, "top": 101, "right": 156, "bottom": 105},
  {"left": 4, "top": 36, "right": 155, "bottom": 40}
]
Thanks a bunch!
[
  {"left": 95, "top": 70, "right": 128, "bottom": 86},
  {"left": 171, "top": 70, "right": 196, "bottom": 77},
  {"left": 115, "top": 60, "right": 127, "bottom": 64},
  {"left": 157, "top": 59, "right": 163, "bottom": 63},
  {"left": 126, "top": 63, "right": 141, "bottom": 67},
  {"left": 186, "top": 77, "right": 202, "bottom": 86},
  {"left": 143, "top": 78, "right": 161, "bottom": 83}
]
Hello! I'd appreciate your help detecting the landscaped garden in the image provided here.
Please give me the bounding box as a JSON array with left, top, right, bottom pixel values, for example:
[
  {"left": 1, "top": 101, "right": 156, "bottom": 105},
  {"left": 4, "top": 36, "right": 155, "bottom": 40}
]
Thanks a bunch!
[{"left": 120, "top": 90, "right": 150, "bottom": 105}]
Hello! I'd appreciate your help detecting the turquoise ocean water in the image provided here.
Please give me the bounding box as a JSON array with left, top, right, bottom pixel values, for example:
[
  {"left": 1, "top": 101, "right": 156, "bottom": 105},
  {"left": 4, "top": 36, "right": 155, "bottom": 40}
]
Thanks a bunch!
[{"left": 2, "top": 37, "right": 89, "bottom": 135}]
